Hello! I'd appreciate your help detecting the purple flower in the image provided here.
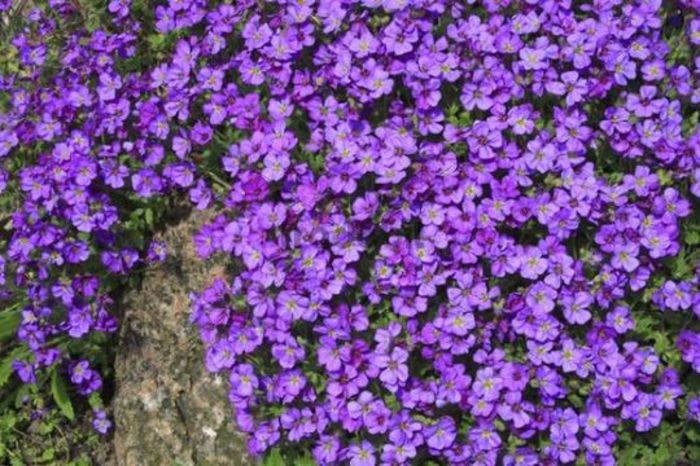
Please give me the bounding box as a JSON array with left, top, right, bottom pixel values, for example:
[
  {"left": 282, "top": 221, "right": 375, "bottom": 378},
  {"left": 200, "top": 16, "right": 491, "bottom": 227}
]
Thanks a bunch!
[
  {"left": 347, "top": 440, "right": 376, "bottom": 466},
  {"left": 313, "top": 435, "right": 341, "bottom": 464},
  {"left": 374, "top": 347, "right": 409, "bottom": 388},
  {"left": 580, "top": 404, "right": 609, "bottom": 438},
  {"left": 688, "top": 396, "right": 700, "bottom": 422},
  {"left": 92, "top": 409, "right": 113, "bottom": 434},
  {"left": 425, "top": 417, "right": 456, "bottom": 451},
  {"left": 606, "top": 306, "right": 634, "bottom": 334},
  {"left": 611, "top": 243, "right": 640, "bottom": 273},
  {"left": 469, "top": 422, "right": 502, "bottom": 451},
  {"left": 526, "top": 283, "right": 557, "bottom": 315},
  {"left": 4, "top": 1, "right": 699, "bottom": 463},
  {"left": 630, "top": 393, "right": 663, "bottom": 432},
  {"left": 70, "top": 360, "right": 103, "bottom": 395},
  {"left": 561, "top": 291, "right": 592, "bottom": 325},
  {"left": 520, "top": 247, "right": 548, "bottom": 280},
  {"left": 473, "top": 368, "right": 502, "bottom": 402},
  {"left": 67, "top": 305, "right": 93, "bottom": 338},
  {"left": 230, "top": 364, "right": 259, "bottom": 398}
]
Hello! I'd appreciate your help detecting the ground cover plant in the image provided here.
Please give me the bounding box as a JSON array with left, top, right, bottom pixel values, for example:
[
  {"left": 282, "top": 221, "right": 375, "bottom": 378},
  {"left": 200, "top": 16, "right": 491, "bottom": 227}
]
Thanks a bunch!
[{"left": 1, "top": 0, "right": 700, "bottom": 465}]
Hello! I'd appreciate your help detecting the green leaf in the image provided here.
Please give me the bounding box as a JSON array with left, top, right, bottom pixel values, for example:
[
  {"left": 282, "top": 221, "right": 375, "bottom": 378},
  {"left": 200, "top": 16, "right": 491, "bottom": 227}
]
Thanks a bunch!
[
  {"left": 657, "top": 169, "right": 674, "bottom": 187},
  {"left": 51, "top": 369, "right": 75, "bottom": 421},
  {"left": 616, "top": 443, "right": 641, "bottom": 464},
  {"left": 147, "top": 34, "right": 166, "bottom": 50},
  {"left": 684, "top": 230, "right": 700, "bottom": 246},
  {"left": 687, "top": 443, "right": 700, "bottom": 464},
  {"left": 144, "top": 208, "right": 154, "bottom": 229},
  {"left": 88, "top": 392, "right": 103, "bottom": 410},
  {"left": 0, "top": 346, "right": 27, "bottom": 388},
  {"left": 294, "top": 455, "right": 315, "bottom": 466},
  {"left": 686, "top": 424, "right": 700, "bottom": 443},
  {"left": 0, "top": 358, "right": 13, "bottom": 389},
  {"left": 40, "top": 448, "right": 56, "bottom": 462},
  {"left": 0, "top": 308, "right": 21, "bottom": 343},
  {"left": 70, "top": 459, "right": 91, "bottom": 466},
  {"left": 262, "top": 448, "right": 285, "bottom": 466},
  {"left": 652, "top": 443, "right": 672, "bottom": 465}
]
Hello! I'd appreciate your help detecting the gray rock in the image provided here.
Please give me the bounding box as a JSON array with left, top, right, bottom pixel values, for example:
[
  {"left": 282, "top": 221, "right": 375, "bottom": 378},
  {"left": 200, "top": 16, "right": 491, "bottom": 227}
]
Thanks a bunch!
[{"left": 113, "top": 209, "right": 252, "bottom": 466}]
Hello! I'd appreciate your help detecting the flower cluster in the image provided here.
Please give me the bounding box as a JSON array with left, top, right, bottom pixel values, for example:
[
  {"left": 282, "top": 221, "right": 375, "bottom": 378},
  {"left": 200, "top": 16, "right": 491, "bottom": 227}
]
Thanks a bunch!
[
  {"left": 187, "top": 0, "right": 700, "bottom": 464},
  {"left": 1, "top": 0, "right": 699, "bottom": 464},
  {"left": 0, "top": 0, "right": 178, "bottom": 430}
]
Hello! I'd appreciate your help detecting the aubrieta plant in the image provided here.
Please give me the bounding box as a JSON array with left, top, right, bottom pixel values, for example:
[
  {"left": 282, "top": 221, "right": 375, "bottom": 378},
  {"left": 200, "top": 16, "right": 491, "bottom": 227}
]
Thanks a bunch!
[{"left": 1, "top": 0, "right": 700, "bottom": 465}]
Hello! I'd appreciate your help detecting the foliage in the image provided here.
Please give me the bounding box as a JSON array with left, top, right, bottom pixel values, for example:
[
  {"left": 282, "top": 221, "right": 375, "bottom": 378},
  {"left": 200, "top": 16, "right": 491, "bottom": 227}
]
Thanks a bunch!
[{"left": 0, "top": 376, "right": 104, "bottom": 465}]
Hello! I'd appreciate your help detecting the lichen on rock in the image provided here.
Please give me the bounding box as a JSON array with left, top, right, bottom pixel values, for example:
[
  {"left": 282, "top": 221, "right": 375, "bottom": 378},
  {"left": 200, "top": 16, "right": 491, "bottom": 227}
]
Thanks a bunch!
[{"left": 112, "top": 209, "right": 251, "bottom": 466}]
